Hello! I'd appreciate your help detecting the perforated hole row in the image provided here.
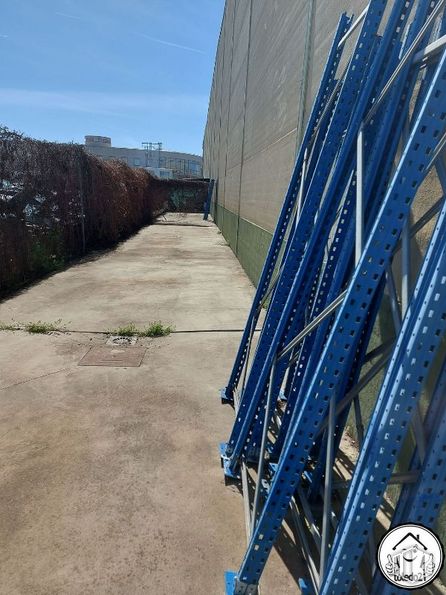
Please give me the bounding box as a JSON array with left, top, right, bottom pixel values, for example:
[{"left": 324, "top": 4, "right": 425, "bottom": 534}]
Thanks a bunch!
[
  {"left": 309, "top": 281, "right": 386, "bottom": 489},
  {"left": 397, "top": 378, "right": 446, "bottom": 531},
  {"left": 272, "top": 179, "right": 358, "bottom": 457}
]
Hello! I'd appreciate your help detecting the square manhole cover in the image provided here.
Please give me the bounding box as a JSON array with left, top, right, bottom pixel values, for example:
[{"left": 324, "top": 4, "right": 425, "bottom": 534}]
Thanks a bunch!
[{"left": 78, "top": 346, "right": 146, "bottom": 367}]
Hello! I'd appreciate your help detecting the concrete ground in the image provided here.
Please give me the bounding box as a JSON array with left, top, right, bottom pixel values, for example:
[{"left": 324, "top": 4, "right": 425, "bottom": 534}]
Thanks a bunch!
[{"left": 0, "top": 214, "right": 301, "bottom": 594}]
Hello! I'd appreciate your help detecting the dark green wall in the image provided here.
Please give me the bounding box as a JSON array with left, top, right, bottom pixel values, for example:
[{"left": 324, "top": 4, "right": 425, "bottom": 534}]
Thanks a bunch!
[{"left": 214, "top": 203, "right": 272, "bottom": 286}]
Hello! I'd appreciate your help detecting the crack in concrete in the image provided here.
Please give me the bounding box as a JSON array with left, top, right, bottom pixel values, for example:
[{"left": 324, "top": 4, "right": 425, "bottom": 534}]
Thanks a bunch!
[
  {"left": 0, "top": 328, "right": 261, "bottom": 336},
  {"left": 0, "top": 367, "right": 71, "bottom": 391},
  {"left": 154, "top": 222, "right": 213, "bottom": 228}
]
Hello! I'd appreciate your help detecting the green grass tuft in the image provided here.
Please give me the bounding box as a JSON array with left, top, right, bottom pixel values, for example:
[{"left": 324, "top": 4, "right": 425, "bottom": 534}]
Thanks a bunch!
[
  {"left": 110, "top": 321, "right": 173, "bottom": 338},
  {"left": 0, "top": 321, "right": 20, "bottom": 331},
  {"left": 24, "top": 319, "right": 64, "bottom": 334},
  {"left": 139, "top": 322, "right": 173, "bottom": 337},
  {"left": 112, "top": 323, "right": 139, "bottom": 337}
]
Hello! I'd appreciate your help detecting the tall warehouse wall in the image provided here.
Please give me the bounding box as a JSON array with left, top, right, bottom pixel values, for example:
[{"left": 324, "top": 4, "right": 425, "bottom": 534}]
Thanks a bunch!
[{"left": 203, "top": 0, "right": 368, "bottom": 283}]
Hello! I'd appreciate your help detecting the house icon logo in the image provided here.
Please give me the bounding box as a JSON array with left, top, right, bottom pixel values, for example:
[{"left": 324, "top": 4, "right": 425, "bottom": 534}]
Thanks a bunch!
[{"left": 377, "top": 524, "right": 444, "bottom": 589}]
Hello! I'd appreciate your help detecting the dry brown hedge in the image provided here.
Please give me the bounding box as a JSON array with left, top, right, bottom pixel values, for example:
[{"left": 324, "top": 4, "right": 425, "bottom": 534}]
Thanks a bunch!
[{"left": 0, "top": 127, "right": 208, "bottom": 293}]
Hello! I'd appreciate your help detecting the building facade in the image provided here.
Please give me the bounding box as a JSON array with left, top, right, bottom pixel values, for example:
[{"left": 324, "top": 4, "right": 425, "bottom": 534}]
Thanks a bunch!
[{"left": 84, "top": 136, "right": 203, "bottom": 179}]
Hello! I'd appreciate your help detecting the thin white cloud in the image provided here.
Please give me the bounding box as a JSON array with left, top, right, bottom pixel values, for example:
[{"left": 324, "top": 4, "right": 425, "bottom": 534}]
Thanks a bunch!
[
  {"left": 0, "top": 34, "right": 8, "bottom": 39},
  {"left": 138, "top": 33, "right": 205, "bottom": 55},
  {"left": 0, "top": 89, "right": 208, "bottom": 117},
  {"left": 55, "top": 12, "right": 83, "bottom": 21}
]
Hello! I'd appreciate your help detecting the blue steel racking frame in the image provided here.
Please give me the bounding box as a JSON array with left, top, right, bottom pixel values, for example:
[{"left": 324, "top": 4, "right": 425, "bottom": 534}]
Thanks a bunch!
[
  {"left": 223, "top": 0, "right": 424, "bottom": 476},
  {"left": 223, "top": 0, "right": 393, "bottom": 472},
  {"left": 220, "top": 1, "right": 446, "bottom": 593}
]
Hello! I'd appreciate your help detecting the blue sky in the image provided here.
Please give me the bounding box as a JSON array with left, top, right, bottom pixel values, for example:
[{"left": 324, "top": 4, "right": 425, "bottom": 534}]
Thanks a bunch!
[{"left": 0, "top": 0, "right": 224, "bottom": 155}]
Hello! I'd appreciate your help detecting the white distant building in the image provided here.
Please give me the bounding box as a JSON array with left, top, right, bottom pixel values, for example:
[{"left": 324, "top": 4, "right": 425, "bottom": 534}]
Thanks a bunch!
[
  {"left": 84, "top": 136, "right": 203, "bottom": 179},
  {"left": 146, "top": 167, "right": 174, "bottom": 180}
]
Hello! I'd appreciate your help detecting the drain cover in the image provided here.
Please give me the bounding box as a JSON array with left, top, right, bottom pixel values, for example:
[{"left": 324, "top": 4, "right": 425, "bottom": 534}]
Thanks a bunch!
[
  {"left": 78, "top": 346, "right": 146, "bottom": 367},
  {"left": 106, "top": 335, "right": 138, "bottom": 346}
]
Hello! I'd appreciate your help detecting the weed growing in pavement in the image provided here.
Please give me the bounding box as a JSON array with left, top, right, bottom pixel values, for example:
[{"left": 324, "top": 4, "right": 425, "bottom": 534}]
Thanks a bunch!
[
  {"left": 0, "top": 321, "right": 20, "bottom": 331},
  {"left": 111, "top": 322, "right": 173, "bottom": 338},
  {"left": 24, "top": 319, "right": 64, "bottom": 334},
  {"left": 140, "top": 322, "right": 173, "bottom": 337}
]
